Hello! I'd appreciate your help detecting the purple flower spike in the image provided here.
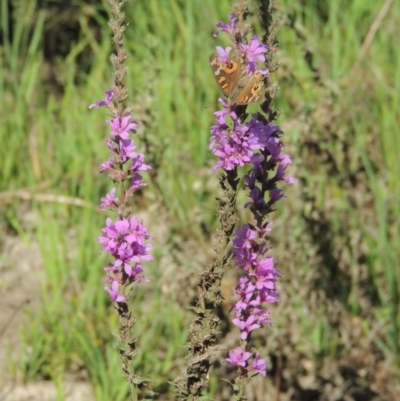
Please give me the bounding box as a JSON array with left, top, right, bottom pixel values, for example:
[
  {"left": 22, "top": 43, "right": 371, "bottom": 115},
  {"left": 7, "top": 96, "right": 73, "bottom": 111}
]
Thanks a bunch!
[
  {"left": 211, "top": 16, "right": 293, "bottom": 379},
  {"left": 90, "top": 3, "right": 153, "bottom": 325}
]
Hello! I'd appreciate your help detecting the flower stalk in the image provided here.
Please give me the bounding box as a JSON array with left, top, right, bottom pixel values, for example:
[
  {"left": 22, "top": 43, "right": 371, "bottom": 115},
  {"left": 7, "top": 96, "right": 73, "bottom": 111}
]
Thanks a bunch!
[
  {"left": 90, "top": 1, "right": 155, "bottom": 399},
  {"left": 209, "top": 1, "right": 294, "bottom": 399}
]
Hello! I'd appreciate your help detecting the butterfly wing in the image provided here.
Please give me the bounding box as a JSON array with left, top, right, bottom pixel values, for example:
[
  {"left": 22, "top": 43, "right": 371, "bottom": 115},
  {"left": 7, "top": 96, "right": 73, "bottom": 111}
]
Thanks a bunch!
[
  {"left": 209, "top": 53, "right": 242, "bottom": 97},
  {"left": 229, "top": 72, "right": 264, "bottom": 105}
]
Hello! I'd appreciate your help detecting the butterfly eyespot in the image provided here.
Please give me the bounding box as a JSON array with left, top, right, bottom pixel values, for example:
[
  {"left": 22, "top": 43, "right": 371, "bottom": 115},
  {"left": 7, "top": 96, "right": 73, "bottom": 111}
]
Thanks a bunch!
[
  {"left": 223, "top": 60, "right": 238, "bottom": 74},
  {"left": 250, "top": 84, "right": 261, "bottom": 94}
]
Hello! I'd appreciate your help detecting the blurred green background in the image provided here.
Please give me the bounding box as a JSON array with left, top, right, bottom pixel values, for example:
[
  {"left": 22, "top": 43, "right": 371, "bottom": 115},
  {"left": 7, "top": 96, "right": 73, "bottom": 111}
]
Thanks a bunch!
[{"left": 0, "top": 0, "right": 399, "bottom": 400}]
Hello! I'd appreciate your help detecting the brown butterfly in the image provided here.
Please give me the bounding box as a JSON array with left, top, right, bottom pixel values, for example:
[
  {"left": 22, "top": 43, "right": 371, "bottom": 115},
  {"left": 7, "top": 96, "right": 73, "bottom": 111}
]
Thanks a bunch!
[{"left": 209, "top": 53, "right": 265, "bottom": 106}]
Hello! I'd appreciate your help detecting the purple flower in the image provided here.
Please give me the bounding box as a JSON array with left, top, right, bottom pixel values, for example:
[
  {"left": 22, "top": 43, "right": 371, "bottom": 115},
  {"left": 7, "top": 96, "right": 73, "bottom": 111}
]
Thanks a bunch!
[
  {"left": 214, "top": 13, "right": 238, "bottom": 37},
  {"left": 279, "top": 154, "right": 292, "bottom": 165},
  {"left": 284, "top": 175, "right": 296, "bottom": 184},
  {"left": 99, "top": 159, "right": 114, "bottom": 173},
  {"left": 89, "top": 90, "right": 114, "bottom": 109},
  {"left": 104, "top": 280, "right": 126, "bottom": 302},
  {"left": 252, "top": 308, "right": 271, "bottom": 326},
  {"left": 248, "top": 353, "right": 267, "bottom": 376},
  {"left": 100, "top": 188, "right": 119, "bottom": 210},
  {"left": 233, "top": 246, "right": 259, "bottom": 272},
  {"left": 269, "top": 188, "right": 285, "bottom": 202},
  {"left": 232, "top": 226, "right": 271, "bottom": 271},
  {"left": 98, "top": 217, "right": 152, "bottom": 261},
  {"left": 216, "top": 46, "right": 232, "bottom": 63},
  {"left": 99, "top": 216, "right": 152, "bottom": 293},
  {"left": 119, "top": 139, "right": 137, "bottom": 162},
  {"left": 215, "top": 103, "right": 237, "bottom": 124},
  {"left": 125, "top": 216, "right": 151, "bottom": 243},
  {"left": 209, "top": 101, "right": 238, "bottom": 149},
  {"left": 245, "top": 187, "right": 268, "bottom": 210},
  {"left": 116, "top": 255, "right": 135, "bottom": 274},
  {"left": 226, "top": 347, "right": 252, "bottom": 367},
  {"left": 233, "top": 276, "right": 256, "bottom": 312},
  {"left": 107, "top": 116, "right": 138, "bottom": 140},
  {"left": 213, "top": 142, "right": 251, "bottom": 170},
  {"left": 129, "top": 173, "right": 145, "bottom": 191},
  {"left": 265, "top": 136, "right": 283, "bottom": 160},
  {"left": 244, "top": 174, "right": 256, "bottom": 190},
  {"left": 246, "top": 117, "right": 278, "bottom": 148},
  {"left": 255, "top": 222, "right": 272, "bottom": 238},
  {"left": 104, "top": 263, "right": 120, "bottom": 282},
  {"left": 259, "top": 287, "right": 279, "bottom": 304},
  {"left": 130, "top": 152, "right": 151, "bottom": 173},
  {"left": 211, "top": 120, "right": 263, "bottom": 170},
  {"left": 233, "top": 225, "right": 256, "bottom": 252},
  {"left": 238, "top": 36, "right": 268, "bottom": 73},
  {"left": 128, "top": 263, "right": 149, "bottom": 283},
  {"left": 253, "top": 258, "right": 278, "bottom": 291},
  {"left": 232, "top": 313, "right": 262, "bottom": 340},
  {"left": 273, "top": 164, "right": 286, "bottom": 181}
]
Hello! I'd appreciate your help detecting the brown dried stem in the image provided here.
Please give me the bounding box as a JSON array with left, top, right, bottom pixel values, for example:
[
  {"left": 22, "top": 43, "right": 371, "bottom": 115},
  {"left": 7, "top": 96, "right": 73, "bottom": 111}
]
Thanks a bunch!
[{"left": 174, "top": 169, "right": 239, "bottom": 400}]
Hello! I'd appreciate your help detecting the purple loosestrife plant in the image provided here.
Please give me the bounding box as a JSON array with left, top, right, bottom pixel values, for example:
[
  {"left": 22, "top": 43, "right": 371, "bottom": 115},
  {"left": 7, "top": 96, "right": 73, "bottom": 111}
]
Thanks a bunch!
[
  {"left": 89, "top": 1, "right": 155, "bottom": 400},
  {"left": 210, "top": 1, "right": 294, "bottom": 398},
  {"left": 174, "top": 3, "right": 292, "bottom": 400}
]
